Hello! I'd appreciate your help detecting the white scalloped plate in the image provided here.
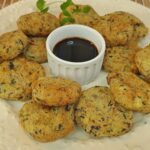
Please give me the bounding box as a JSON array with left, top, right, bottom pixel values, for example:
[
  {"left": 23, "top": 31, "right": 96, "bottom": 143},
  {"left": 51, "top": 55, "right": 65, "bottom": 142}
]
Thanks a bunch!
[{"left": 0, "top": 0, "right": 150, "bottom": 150}]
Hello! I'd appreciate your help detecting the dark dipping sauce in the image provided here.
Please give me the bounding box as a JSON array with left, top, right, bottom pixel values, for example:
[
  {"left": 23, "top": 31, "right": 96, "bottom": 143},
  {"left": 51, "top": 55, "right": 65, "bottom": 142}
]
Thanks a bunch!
[{"left": 53, "top": 38, "right": 98, "bottom": 62}]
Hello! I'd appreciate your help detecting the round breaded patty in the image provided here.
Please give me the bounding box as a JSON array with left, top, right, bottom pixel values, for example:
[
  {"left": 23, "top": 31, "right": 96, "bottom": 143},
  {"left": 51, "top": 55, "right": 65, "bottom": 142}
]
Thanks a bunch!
[
  {"left": 103, "top": 46, "right": 138, "bottom": 73},
  {"left": 0, "top": 30, "right": 29, "bottom": 61},
  {"left": 17, "top": 12, "right": 59, "bottom": 37},
  {"left": 93, "top": 14, "right": 134, "bottom": 47},
  {"left": 93, "top": 11, "right": 148, "bottom": 47},
  {"left": 0, "top": 58, "right": 45, "bottom": 101},
  {"left": 32, "top": 77, "right": 81, "bottom": 106},
  {"left": 0, "top": 70, "right": 31, "bottom": 101},
  {"left": 75, "top": 86, "right": 133, "bottom": 137},
  {"left": 8, "top": 57, "right": 45, "bottom": 85},
  {"left": 59, "top": 4, "right": 100, "bottom": 26},
  {"left": 24, "top": 37, "right": 47, "bottom": 63},
  {"left": 19, "top": 101, "right": 74, "bottom": 142},
  {"left": 135, "top": 44, "right": 150, "bottom": 82},
  {"left": 105, "top": 11, "right": 148, "bottom": 40},
  {"left": 126, "top": 13, "right": 148, "bottom": 39},
  {"left": 107, "top": 72, "right": 150, "bottom": 113}
]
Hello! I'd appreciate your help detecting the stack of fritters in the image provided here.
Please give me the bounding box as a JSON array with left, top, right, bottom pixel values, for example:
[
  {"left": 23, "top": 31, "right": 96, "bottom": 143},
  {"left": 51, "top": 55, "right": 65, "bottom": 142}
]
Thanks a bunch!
[
  {"left": 0, "top": 11, "right": 61, "bottom": 101},
  {"left": 19, "top": 77, "right": 81, "bottom": 142},
  {"left": 0, "top": 12, "right": 59, "bottom": 65},
  {"left": 97, "top": 12, "right": 148, "bottom": 74}
]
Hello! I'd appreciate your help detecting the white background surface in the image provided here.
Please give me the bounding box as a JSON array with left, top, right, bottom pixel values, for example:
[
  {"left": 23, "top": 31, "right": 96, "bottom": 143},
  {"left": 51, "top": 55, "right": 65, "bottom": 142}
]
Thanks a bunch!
[{"left": 0, "top": 0, "right": 150, "bottom": 150}]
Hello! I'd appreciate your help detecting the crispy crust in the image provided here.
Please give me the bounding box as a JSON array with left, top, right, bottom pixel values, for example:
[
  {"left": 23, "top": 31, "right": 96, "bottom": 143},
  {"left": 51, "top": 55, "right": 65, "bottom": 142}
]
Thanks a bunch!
[
  {"left": 107, "top": 72, "right": 150, "bottom": 113},
  {"left": 103, "top": 46, "right": 138, "bottom": 73},
  {"left": 19, "top": 101, "right": 75, "bottom": 142},
  {"left": 17, "top": 12, "right": 59, "bottom": 37},
  {"left": 75, "top": 86, "right": 133, "bottom": 137},
  {"left": 0, "top": 57, "right": 45, "bottom": 101},
  {"left": 93, "top": 11, "right": 148, "bottom": 47},
  {"left": 135, "top": 44, "right": 150, "bottom": 82},
  {"left": 24, "top": 37, "right": 47, "bottom": 63},
  {"left": 0, "top": 30, "right": 29, "bottom": 61},
  {"left": 32, "top": 77, "right": 81, "bottom": 106}
]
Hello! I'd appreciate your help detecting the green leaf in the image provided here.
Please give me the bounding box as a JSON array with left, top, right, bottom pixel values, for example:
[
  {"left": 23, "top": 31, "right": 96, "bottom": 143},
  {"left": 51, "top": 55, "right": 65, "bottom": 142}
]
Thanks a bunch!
[
  {"left": 36, "top": 0, "right": 49, "bottom": 13},
  {"left": 36, "top": 0, "right": 45, "bottom": 11},
  {"left": 60, "top": 17, "right": 75, "bottom": 26},
  {"left": 60, "top": 0, "right": 73, "bottom": 10},
  {"left": 82, "top": 5, "right": 91, "bottom": 13},
  {"left": 62, "top": 9, "right": 71, "bottom": 16},
  {"left": 41, "top": 7, "right": 49, "bottom": 13}
]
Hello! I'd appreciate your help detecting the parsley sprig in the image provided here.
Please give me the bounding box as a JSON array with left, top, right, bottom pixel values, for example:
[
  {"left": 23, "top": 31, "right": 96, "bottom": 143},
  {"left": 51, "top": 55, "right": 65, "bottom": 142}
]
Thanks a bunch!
[
  {"left": 60, "top": 0, "right": 74, "bottom": 25},
  {"left": 36, "top": 0, "right": 91, "bottom": 24},
  {"left": 82, "top": 5, "right": 91, "bottom": 13},
  {"left": 60, "top": 0, "right": 73, "bottom": 10},
  {"left": 60, "top": 0, "right": 91, "bottom": 25},
  {"left": 36, "top": 0, "right": 49, "bottom": 13}
]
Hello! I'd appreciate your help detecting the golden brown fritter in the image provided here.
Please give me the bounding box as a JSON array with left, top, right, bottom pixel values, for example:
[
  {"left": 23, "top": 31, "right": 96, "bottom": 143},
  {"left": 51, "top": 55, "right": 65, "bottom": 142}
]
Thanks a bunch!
[
  {"left": 93, "top": 11, "right": 148, "bottom": 47},
  {"left": 19, "top": 101, "right": 74, "bottom": 142},
  {"left": 108, "top": 72, "right": 150, "bottom": 113},
  {"left": 32, "top": 77, "right": 81, "bottom": 106},
  {"left": 17, "top": 12, "right": 59, "bottom": 37},
  {"left": 135, "top": 44, "right": 150, "bottom": 82},
  {"left": 0, "top": 30, "right": 29, "bottom": 61},
  {"left": 103, "top": 46, "right": 138, "bottom": 73},
  {"left": 75, "top": 86, "right": 133, "bottom": 137}
]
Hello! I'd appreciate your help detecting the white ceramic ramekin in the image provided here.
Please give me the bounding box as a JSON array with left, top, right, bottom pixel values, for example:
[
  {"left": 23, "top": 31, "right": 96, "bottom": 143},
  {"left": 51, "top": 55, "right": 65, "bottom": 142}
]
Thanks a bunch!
[{"left": 46, "top": 25, "right": 106, "bottom": 85}]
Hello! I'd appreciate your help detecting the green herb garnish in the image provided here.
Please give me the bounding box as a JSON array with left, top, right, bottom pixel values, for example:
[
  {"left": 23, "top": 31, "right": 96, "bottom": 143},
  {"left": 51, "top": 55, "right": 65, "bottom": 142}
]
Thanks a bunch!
[
  {"left": 60, "top": 0, "right": 74, "bottom": 25},
  {"left": 62, "top": 9, "right": 71, "bottom": 17},
  {"left": 36, "top": 0, "right": 49, "bottom": 13},
  {"left": 60, "top": 17, "right": 75, "bottom": 25},
  {"left": 82, "top": 5, "right": 91, "bottom": 13},
  {"left": 60, "top": 0, "right": 73, "bottom": 10},
  {"left": 60, "top": 0, "right": 91, "bottom": 25},
  {"left": 41, "top": 7, "right": 49, "bottom": 13}
]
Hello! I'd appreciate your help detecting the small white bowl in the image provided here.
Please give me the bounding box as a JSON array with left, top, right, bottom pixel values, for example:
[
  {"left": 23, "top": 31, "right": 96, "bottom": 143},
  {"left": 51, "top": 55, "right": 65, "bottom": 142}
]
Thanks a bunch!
[{"left": 46, "top": 25, "right": 106, "bottom": 85}]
